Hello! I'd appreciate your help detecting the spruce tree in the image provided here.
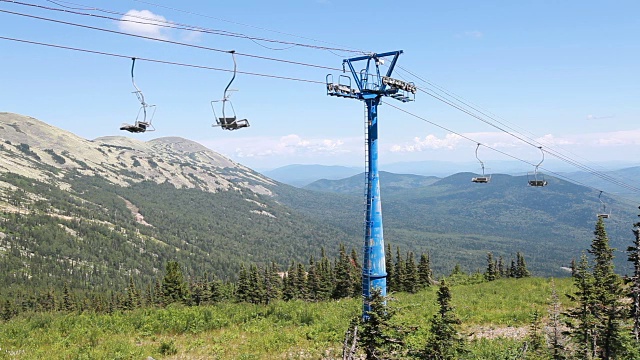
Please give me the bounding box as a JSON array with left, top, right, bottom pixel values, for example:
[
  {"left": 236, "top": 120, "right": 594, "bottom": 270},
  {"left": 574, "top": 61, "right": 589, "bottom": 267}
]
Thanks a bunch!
[
  {"left": 307, "top": 256, "right": 320, "bottom": 301},
  {"left": 526, "top": 309, "right": 547, "bottom": 357},
  {"left": 422, "top": 279, "right": 465, "bottom": 359},
  {"left": 62, "top": 282, "right": 75, "bottom": 312},
  {"left": 294, "top": 262, "right": 308, "bottom": 300},
  {"left": 282, "top": 262, "right": 297, "bottom": 301},
  {"left": 248, "top": 264, "right": 265, "bottom": 304},
  {"left": 264, "top": 262, "right": 282, "bottom": 304},
  {"left": 418, "top": 252, "right": 432, "bottom": 289},
  {"left": 386, "top": 243, "right": 394, "bottom": 291},
  {"left": 153, "top": 279, "right": 164, "bottom": 307},
  {"left": 125, "top": 275, "right": 141, "bottom": 310},
  {"left": 359, "top": 288, "right": 405, "bottom": 359},
  {"left": 404, "top": 252, "right": 419, "bottom": 293},
  {"left": 333, "top": 244, "right": 353, "bottom": 299},
  {"left": 318, "top": 250, "right": 334, "bottom": 300},
  {"left": 497, "top": 256, "right": 505, "bottom": 278},
  {"left": 393, "top": 247, "right": 406, "bottom": 293},
  {"left": 627, "top": 206, "right": 640, "bottom": 343},
  {"left": 548, "top": 279, "right": 567, "bottom": 359},
  {"left": 1, "top": 299, "right": 13, "bottom": 321},
  {"left": 350, "top": 248, "right": 363, "bottom": 298},
  {"left": 236, "top": 264, "right": 250, "bottom": 302},
  {"left": 588, "top": 217, "right": 624, "bottom": 359},
  {"left": 565, "top": 254, "right": 597, "bottom": 359},
  {"left": 509, "top": 259, "right": 516, "bottom": 278},
  {"left": 515, "top": 252, "right": 530, "bottom": 278},
  {"left": 162, "top": 261, "right": 189, "bottom": 305},
  {"left": 484, "top": 252, "right": 496, "bottom": 281}
]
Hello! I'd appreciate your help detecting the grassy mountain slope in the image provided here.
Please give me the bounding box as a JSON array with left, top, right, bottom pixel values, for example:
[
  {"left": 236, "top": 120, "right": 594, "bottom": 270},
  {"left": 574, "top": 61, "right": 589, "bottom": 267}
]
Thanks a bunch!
[{"left": 0, "top": 277, "right": 575, "bottom": 359}]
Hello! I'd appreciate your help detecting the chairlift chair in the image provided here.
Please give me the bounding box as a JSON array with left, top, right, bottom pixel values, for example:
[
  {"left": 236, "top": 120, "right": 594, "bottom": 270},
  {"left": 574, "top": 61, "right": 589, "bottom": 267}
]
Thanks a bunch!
[
  {"left": 471, "top": 143, "right": 491, "bottom": 183},
  {"left": 211, "top": 51, "right": 250, "bottom": 131},
  {"left": 597, "top": 191, "right": 612, "bottom": 219},
  {"left": 527, "top": 147, "right": 548, "bottom": 187},
  {"left": 120, "top": 58, "right": 156, "bottom": 133}
]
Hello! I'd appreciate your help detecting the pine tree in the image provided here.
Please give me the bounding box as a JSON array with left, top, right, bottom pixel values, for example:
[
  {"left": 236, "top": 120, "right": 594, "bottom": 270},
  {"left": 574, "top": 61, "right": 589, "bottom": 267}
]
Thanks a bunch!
[
  {"left": 484, "top": 252, "right": 496, "bottom": 281},
  {"left": 153, "top": 279, "right": 164, "bottom": 307},
  {"left": 264, "top": 262, "right": 282, "bottom": 304},
  {"left": 526, "top": 309, "right": 547, "bottom": 357},
  {"left": 1, "top": 299, "right": 13, "bottom": 321},
  {"left": 210, "top": 278, "right": 224, "bottom": 303},
  {"left": 497, "top": 256, "right": 505, "bottom": 278},
  {"left": 404, "top": 252, "right": 419, "bottom": 293},
  {"left": 418, "top": 252, "right": 432, "bottom": 289},
  {"left": 359, "top": 288, "right": 405, "bottom": 359},
  {"left": 548, "top": 279, "right": 567, "bottom": 359},
  {"left": 588, "top": 217, "right": 624, "bottom": 359},
  {"left": 161, "top": 261, "right": 189, "bottom": 305},
  {"left": 125, "top": 275, "right": 141, "bottom": 310},
  {"left": 317, "top": 250, "right": 333, "bottom": 301},
  {"left": 509, "top": 259, "right": 516, "bottom": 278},
  {"left": 515, "top": 252, "right": 530, "bottom": 278},
  {"left": 235, "top": 264, "right": 250, "bottom": 303},
  {"left": 422, "top": 279, "right": 465, "bottom": 359},
  {"left": 306, "top": 256, "right": 320, "bottom": 301},
  {"left": 386, "top": 243, "right": 394, "bottom": 291},
  {"left": 248, "top": 264, "right": 265, "bottom": 304},
  {"left": 627, "top": 206, "right": 640, "bottom": 343},
  {"left": 282, "top": 262, "right": 297, "bottom": 301},
  {"left": 333, "top": 244, "right": 353, "bottom": 299},
  {"left": 565, "top": 254, "right": 597, "bottom": 359},
  {"left": 350, "top": 248, "right": 363, "bottom": 298},
  {"left": 393, "top": 247, "right": 406, "bottom": 293},
  {"left": 62, "top": 282, "right": 74, "bottom": 312},
  {"left": 294, "top": 262, "right": 308, "bottom": 300}
]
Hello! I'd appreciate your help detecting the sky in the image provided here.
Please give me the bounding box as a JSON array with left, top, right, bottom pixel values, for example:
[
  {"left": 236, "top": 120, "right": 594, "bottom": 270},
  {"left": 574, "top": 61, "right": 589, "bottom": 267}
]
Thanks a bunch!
[{"left": 1, "top": 0, "right": 639, "bottom": 172}]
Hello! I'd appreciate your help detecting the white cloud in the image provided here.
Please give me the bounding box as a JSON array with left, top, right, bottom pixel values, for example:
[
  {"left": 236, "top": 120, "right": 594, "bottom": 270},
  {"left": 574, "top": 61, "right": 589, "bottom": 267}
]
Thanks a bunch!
[
  {"left": 535, "top": 134, "right": 574, "bottom": 146},
  {"left": 202, "top": 134, "right": 358, "bottom": 159},
  {"left": 586, "top": 114, "right": 614, "bottom": 120},
  {"left": 389, "top": 128, "right": 640, "bottom": 154},
  {"left": 118, "top": 10, "right": 171, "bottom": 39},
  {"left": 456, "top": 30, "right": 483, "bottom": 39},
  {"left": 390, "top": 134, "right": 463, "bottom": 152},
  {"left": 593, "top": 129, "right": 640, "bottom": 146}
]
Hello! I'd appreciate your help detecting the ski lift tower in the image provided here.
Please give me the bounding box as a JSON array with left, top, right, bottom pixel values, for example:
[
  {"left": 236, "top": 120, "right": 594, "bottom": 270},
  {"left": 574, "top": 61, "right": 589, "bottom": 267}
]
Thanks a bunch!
[{"left": 326, "top": 51, "right": 416, "bottom": 319}]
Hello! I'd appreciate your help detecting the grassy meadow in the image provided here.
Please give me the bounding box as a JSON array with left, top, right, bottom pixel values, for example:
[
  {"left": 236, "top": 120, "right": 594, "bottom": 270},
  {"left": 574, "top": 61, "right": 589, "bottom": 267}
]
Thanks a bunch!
[{"left": 0, "top": 277, "right": 574, "bottom": 359}]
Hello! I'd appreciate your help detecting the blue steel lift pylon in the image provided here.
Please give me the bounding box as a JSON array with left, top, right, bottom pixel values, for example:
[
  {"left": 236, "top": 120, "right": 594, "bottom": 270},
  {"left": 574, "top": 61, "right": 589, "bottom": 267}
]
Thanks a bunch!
[{"left": 326, "top": 51, "right": 416, "bottom": 319}]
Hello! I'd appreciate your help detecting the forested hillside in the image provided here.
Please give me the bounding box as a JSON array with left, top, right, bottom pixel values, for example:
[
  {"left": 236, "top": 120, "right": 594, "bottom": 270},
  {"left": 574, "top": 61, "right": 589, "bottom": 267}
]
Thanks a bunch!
[
  {"left": 287, "top": 172, "right": 640, "bottom": 276},
  {"left": 1, "top": 113, "right": 638, "bottom": 298}
]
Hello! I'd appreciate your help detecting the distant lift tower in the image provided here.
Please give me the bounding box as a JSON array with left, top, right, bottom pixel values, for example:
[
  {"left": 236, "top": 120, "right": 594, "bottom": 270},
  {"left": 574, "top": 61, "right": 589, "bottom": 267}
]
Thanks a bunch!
[{"left": 326, "top": 51, "right": 416, "bottom": 319}]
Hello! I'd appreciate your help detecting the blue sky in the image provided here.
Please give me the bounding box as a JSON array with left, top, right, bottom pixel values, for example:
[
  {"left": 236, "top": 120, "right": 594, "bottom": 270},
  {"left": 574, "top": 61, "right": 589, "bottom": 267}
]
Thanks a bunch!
[{"left": 1, "top": 0, "right": 638, "bottom": 171}]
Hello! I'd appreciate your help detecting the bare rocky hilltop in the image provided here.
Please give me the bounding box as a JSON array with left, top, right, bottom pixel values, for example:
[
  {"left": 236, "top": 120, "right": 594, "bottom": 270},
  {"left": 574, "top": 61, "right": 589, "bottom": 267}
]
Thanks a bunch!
[{"left": 0, "top": 112, "right": 275, "bottom": 195}]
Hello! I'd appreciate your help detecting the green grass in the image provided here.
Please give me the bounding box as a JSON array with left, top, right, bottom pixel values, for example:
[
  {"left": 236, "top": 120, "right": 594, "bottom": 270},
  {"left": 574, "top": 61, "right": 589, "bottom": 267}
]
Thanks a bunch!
[{"left": 0, "top": 277, "right": 574, "bottom": 359}]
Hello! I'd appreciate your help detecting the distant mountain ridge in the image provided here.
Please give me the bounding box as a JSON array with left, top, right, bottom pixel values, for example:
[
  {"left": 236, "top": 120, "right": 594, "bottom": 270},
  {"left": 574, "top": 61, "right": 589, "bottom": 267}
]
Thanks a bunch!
[
  {"left": 304, "top": 171, "right": 440, "bottom": 195},
  {"left": 262, "top": 164, "right": 361, "bottom": 187},
  {"left": 293, "top": 171, "right": 640, "bottom": 276}
]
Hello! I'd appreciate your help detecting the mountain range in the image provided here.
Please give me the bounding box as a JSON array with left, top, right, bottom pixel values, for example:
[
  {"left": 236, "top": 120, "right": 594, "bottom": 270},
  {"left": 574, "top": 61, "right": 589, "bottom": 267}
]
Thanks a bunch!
[{"left": 0, "top": 112, "right": 638, "bottom": 295}]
